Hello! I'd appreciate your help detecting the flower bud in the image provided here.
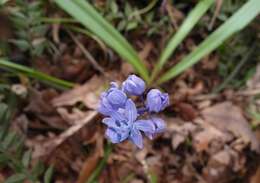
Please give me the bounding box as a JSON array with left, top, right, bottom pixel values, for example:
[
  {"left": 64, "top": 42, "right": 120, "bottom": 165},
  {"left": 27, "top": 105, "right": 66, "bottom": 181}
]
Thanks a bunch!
[
  {"left": 98, "top": 83, "right": 127, "bottom": 115},
  {"left": 122, "top": 75, "right": 145, "bottom": 96},
  {"left": 146, "top": 89, "right": 169, "bottom": 112}
]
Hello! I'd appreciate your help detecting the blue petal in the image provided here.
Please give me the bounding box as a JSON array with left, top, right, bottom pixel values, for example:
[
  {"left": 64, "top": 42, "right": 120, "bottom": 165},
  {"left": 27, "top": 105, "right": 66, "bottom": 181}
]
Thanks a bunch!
[
  {"left": 110, "top": 111, "right": 126, "bottom": 122},
  {"left": 152, "top": 118, "right": 166, "bottom": 133},
  {"left": 102, "top": 117, "right": 119, "bottom": 128},
  {"left": 134, "top": 120, "right": 155, "bottom": 133},
  {"left": 161, "top": 93, "right": 169, "bottom": 109},
  {"left": 105, "top": 128, "right": 120, "bottom": 143},
  {"left": 118, "top": 128, "right": 130, "bottom": 142},
  {"left": 98, "top": 97, "right": 113, "bottom": 115},
  {"left": 125, "top": 99, "right": 137, "bottom": 122},
  {"left": 129, "top": 127, "right": 143, "bottom": 149}
]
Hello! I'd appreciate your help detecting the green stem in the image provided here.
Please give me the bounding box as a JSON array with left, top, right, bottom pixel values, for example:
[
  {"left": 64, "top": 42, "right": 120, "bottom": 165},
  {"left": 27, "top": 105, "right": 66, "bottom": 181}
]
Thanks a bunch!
[
  {"left": 86, "top": 143, "right": 113, "bottom": 183},
  {"left": 129, "top": 0, "right": 158, "bottom": 19}
]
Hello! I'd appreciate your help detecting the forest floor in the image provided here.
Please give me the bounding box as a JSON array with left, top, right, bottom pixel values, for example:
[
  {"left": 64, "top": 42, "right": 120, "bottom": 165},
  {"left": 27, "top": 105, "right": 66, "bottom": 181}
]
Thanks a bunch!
[{"left": 0, "top": 0, "right": 260, "bottom": 183}]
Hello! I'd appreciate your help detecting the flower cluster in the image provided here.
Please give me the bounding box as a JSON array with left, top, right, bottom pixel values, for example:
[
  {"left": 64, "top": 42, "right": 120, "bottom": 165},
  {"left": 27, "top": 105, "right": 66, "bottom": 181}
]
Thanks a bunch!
[{"left": 98, "top": 75, "right": 169, "bottom": 148}]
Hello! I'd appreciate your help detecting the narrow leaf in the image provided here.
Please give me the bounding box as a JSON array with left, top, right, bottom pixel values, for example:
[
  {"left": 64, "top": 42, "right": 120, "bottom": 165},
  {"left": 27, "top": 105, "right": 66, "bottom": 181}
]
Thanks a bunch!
[
  {"left": 0, "top": 59, "right": 75, "bottom": 90},
  {"left": 151, "top": 0, "right": 214, "bottom": 81},
  {"left": 157, "top": 0, "right": 260, "bottom": 84},
  {"left": 5, "top": 173, "right": 26, "bottom": 183},
  {"left": 54, "top": 0, "right": 149, "bottom": 81},
  {"left": 22, "top": 150, "right": 32, "bottom": 168},
  {"left": 44, "top": 166, "right": 54, "bottom": 183},
  {"left": 2, "top": 132, "right": 17, "bottom": 149}
]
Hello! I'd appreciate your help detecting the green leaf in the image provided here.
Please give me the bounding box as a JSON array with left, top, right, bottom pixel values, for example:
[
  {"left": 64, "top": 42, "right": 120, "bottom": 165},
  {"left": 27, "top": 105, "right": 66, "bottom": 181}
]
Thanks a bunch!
[
  {"left": 9, "top": 40, "right": 30, "bottom": 51},
  {"left": 22, "top": 150, "right": 32, "bottom": 168},
  {"left": 0, "top": 0, "right": 11, "bottom": 5},
  {"left": 110, "top": 1, "right": 118, "bottom": 14},
  {"left": 5, "top": 173, "right": 26, "bottom": 183},
  {"left": 54, "top": 0, "right": 149, "bottom": 81},
  {"left": 0, "top": 103, "right": 8, "bottom": 120},
  {"left": 157, "top": 0, "right": 260, "bottom": 84},
  {"left": 0, "top": 154, "right": 8, "bottom": 163},
  {"left": 0, "top": 59, "right": 75, "bottom": 90},
  {"left": 44, "top": 166, "right": 54, "bottom": 183},
  {"left": 126, "top": 21, "right": 138, "bottom": 31},
  {"left": 151, "top": 0, "right": 214, "bottom": 82},
  {"left": 31, "top": 161, "right": 45, "bottom": 178},
  {"left": 86, "top": 143, "right": 113, "bottom": 183},
  {"left": 2, "top": 132, "right": 17, "bottom": 149}
]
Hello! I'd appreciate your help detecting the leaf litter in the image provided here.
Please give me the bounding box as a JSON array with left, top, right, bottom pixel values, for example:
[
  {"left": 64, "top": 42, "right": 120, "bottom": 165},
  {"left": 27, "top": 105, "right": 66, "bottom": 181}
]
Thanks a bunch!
[{"left": 1, "top": 1, "right": 260, "bottom": 182}]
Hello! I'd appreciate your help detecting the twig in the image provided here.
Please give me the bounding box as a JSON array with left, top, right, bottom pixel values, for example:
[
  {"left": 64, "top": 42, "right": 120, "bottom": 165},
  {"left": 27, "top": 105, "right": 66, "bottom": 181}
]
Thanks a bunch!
[
  {"left": 208, "top": 0, "right": 223, "bottom": 30},
  {"left": 165, "top": 0, "right": 179, "bottom": 30},
  {"left": 129, "top": 0, "right": 158, "bottom": 19},
  {"left": 67, "top": 31, "right": 109, "bottom": 79}
]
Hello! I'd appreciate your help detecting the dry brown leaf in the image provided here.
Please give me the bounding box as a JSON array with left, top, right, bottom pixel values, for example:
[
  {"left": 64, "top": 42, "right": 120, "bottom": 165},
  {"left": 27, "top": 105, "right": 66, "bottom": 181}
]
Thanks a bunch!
[
  {"left": 250, "top": 166, "right": 260, "bottom": 183},
  {"left": 212, "top": 150, "right": 231, "bottom": 166},
  {"left": 25, "top": 89, "right": 68, "bottom": 129},
  {"left": 57, "top": 107, "right": 87, "bottom": 125},
  {"left": 76, "top": 152, "right": 100, "bottom": 183},
  {"left": 171, "top": 133, "right": 186, "bottom": 149},
  {"left": 44, "top": 111, "right": 97, "bottom": 154},
  {"left": 202, "top": 102, "right": 260, "bottom": 152},
  {"left": 175, "top": 102, "right": 198, "bottom": 121},
  {"left": 30, "top": 111, "right": 98, "bottom": 158},
  {"left": 193, "top": 121, "right": 232, "bottom": 152},
  {"left": 52, "top": 76, "right": 104, "bottom": 109},
  {"left": 138, "top": 42, "right": 153, "bottom": 61}
]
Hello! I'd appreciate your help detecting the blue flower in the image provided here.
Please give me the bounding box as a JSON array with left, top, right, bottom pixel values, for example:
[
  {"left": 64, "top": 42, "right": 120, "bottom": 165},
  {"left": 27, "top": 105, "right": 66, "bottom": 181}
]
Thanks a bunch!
[
  {"left": 103, "top": 99, "right": 155, "bottom": 148},
  {"left": 146, "top": 89, "right": 169, "bottom": 113},
  {"left": 98, "top": 82, "right": 127, "bottom": 116},
  {"left": 122, "top": 75, "right": 146, "bottom": 96},
  {"left": 99, "top": 76, "right": 169, "bottom": 149}
]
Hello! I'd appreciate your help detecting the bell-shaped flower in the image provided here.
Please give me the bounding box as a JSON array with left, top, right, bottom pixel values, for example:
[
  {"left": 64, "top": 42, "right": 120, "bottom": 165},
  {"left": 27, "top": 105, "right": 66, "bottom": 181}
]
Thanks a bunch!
[
  {"left": 146, "top": 89, "right": 169, "bottom": 113},
  {"left": 98, "top": 82, "right": 127, "bottom": 116},
  {"left": 145, "top": 117, "right": 166, "bottom": 139},
  {"left": 103, "top": 99, "right": 155, "bottom": 148},
  {"left": 122, "top": 75, "right": 146, "bottom": 96}
]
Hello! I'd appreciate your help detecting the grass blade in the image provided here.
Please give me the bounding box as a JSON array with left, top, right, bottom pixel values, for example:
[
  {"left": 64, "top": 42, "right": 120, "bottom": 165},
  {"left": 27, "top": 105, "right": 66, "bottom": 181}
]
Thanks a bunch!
[
  {"left": 157, "top": 0, "right": 260, "bottom": 84},
  {"left": 0, "top": 59, "right": 75, "bottom": 89},
  {"left": 151, "top": 0, "right": 214, "bottom": 82},
  {"left": 54, "top": 0, "right": 149, "bottom": 81}
]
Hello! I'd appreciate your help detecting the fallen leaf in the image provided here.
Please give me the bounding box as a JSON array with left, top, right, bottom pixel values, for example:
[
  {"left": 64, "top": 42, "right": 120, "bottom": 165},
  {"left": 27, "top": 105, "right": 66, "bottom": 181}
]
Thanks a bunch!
[
  {"left": 45, "top": 111, "right": 98, "bottom": 154},
  {"left": 202, "top": 102, "right": 260, "bottom": 152},
  {"left": 76, "top": 151, "right": 100, "bottom": 183},
  {"left": 52, "top": 76, "right": 104, "bottom": 109},
  {"left": 29, "top": 111, "right": 98, "bottom": 158},
  {"left": 250, "top": 166, "right": 260, "bottom": 183},
  {"left": 193, "top": 121, "right": 232, "bottom": 152},
  {"left": 175, "top": 102, "right": 198, "bottom": 121},
  {"left": 212, "top": 150, "right": 231, "bottom": 166}
]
